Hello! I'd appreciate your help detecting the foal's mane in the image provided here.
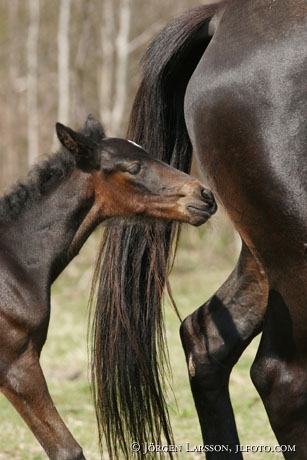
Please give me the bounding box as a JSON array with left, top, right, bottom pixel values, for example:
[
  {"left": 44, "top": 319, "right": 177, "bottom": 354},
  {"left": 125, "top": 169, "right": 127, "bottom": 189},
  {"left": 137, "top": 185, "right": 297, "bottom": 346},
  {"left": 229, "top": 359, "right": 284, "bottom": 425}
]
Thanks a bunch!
[
  {"left": 0, "top": 118, "right": 105, "bottom": 224},
  {"left": 0, "top": 149, "right": 76, "bottom": 223}
]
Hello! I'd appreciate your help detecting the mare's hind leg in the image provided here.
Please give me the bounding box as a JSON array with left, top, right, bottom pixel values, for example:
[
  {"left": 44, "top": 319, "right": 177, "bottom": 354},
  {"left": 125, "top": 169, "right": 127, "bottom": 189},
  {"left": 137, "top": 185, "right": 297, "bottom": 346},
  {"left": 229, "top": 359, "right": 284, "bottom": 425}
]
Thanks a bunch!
[
  {"left": 180, "top": 244, "right": 269, "bottom": 458},
  {"left": 0, "top": 331, "right": 85, "bottom": 460},
  {"left": 251, "top": 289, "right": 307, "bottom": 459}
]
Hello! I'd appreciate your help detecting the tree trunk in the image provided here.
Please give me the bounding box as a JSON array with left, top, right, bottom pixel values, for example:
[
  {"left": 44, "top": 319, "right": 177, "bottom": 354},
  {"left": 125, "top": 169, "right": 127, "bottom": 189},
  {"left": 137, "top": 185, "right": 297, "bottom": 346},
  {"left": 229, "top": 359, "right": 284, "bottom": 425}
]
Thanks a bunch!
[
  {"left": 111, "top": 0, "right": 131, "bottom": 136},
  {"left": 99, "top": 0, "right": 115, "bottom": 131},
  {"left": 27, "top": 0, "right": 40, "bottom": 165},
  {"left": 57, "top": 0, "right": 72, "bottom": 125}
]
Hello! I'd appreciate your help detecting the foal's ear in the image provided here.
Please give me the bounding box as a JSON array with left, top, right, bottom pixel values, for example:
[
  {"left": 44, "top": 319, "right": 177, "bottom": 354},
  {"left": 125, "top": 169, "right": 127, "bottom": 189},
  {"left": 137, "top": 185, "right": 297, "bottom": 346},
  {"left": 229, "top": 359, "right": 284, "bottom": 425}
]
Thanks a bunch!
[
  {"left": 56, "top": 122, "right": 100, "bottom": 170},
  {"left": 83, "top": 114, "right": 106, "bottom": 138},
  {"left": 56, "top": 123, "right": 86, "bottom": 155}
]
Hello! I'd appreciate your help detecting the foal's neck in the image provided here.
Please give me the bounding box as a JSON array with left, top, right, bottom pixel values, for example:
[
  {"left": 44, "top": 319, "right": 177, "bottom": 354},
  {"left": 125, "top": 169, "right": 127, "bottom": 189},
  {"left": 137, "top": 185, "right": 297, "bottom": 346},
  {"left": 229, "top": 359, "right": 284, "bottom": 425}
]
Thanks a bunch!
[{"left": 1, "top": 170, "right": 100, "bottom": 284}]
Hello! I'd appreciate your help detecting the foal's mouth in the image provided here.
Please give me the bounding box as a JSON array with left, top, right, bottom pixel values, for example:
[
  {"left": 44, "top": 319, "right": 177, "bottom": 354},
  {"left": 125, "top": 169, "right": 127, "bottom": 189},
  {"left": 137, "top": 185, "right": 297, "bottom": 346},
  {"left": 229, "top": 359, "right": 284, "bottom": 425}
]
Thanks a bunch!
[{"left": 186, "top": 198, "right": 217, "bottom": 224}]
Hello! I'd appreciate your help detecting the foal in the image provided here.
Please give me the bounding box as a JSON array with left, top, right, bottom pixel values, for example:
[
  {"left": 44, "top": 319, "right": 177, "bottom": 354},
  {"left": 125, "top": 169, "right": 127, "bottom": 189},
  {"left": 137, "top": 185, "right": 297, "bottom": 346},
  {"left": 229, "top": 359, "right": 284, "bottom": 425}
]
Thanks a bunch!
[{"left": 0, "top": 114, "right": 216, "bottom": 459}]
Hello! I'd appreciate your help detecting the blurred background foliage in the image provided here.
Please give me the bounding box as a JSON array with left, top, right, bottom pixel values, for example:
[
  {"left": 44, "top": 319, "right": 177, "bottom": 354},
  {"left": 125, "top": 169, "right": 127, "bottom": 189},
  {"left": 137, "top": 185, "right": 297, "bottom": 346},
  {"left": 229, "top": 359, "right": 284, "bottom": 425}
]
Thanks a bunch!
[{"left": 0, "top": 0, "right": 205, "bottom": 190}]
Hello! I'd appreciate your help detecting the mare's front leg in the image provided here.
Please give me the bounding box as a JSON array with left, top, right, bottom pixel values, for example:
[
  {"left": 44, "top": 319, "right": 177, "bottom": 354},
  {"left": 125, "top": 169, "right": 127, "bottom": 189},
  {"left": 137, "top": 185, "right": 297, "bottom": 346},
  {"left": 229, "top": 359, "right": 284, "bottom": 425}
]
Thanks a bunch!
[
  {"left": 180, "top": 244, "right": 269, "bottom": 458},
  {"left": 0, "top": 316, "right": 85, "bottom": 460}
]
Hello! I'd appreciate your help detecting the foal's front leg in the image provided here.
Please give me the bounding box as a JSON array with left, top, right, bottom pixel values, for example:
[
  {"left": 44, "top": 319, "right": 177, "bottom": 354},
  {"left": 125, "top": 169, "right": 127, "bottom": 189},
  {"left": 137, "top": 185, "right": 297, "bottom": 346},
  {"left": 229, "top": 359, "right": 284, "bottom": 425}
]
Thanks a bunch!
[
  {"left": 0, "top": 332, "right": 85, "bottom": 460},
  {"left": 180, "top": 244, "right": 269, "bottom": 458}
]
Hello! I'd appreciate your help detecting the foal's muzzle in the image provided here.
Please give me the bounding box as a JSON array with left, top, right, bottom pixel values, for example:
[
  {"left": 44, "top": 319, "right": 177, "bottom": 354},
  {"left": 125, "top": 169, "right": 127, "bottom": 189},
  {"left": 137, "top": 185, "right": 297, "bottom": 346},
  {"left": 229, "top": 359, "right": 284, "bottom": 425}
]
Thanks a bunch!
[{"left": 186, "top": 186, "right": 217, "bottom": 226}]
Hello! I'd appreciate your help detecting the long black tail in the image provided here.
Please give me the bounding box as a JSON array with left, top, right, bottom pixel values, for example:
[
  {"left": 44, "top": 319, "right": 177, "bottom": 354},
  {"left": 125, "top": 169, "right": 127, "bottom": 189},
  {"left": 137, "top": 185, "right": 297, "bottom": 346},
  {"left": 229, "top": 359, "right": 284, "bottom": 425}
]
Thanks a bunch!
[{"left": 89, "top": 5, "right": 218, "bottom": 459}]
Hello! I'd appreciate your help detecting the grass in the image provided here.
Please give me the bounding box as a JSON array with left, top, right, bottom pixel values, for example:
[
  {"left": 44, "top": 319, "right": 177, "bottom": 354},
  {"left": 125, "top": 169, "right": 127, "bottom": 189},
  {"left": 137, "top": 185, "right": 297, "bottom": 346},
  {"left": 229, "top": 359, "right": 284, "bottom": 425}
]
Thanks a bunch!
[{"left": 0, "top": 212, "right": 282, "bottom": 459}]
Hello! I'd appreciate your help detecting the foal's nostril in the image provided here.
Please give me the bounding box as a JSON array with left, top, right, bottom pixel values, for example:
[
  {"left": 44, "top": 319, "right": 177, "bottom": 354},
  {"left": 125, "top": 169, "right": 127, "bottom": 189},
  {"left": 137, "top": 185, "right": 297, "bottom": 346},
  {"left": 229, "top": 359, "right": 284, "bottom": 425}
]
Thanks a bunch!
[
  {"left": 201, "top": 188, "right": 213, "bottom": 202},
  {"left": 201, "top": 188, "right": 217, "bottom": 213}
]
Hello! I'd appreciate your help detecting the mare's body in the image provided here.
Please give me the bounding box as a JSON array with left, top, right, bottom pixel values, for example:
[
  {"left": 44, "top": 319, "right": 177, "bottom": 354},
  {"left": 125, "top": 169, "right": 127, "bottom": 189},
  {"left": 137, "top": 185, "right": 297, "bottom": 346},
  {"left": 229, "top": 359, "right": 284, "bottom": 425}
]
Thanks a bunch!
[{"left": 182, "top": 3, "right": 307, "bottom": 457}]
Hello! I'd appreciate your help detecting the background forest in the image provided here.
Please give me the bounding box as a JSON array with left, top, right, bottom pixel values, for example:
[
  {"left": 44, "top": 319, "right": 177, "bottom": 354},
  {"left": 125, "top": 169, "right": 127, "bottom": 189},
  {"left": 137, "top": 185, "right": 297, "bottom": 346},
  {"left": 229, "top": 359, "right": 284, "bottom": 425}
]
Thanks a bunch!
[
  {"left": 0, "top": 0, "right": 204, "bottom": 191},
  {"left": 0, "top": 1, "right": 278, "bottom": 459}
]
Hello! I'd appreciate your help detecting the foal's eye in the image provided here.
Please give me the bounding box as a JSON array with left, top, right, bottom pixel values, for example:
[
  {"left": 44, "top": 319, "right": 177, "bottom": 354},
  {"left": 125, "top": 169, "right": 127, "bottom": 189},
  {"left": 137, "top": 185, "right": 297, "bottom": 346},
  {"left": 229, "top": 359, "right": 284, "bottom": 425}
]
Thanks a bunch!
[{"left": 127, "top": 162, "right": 141, "bottom": 175}]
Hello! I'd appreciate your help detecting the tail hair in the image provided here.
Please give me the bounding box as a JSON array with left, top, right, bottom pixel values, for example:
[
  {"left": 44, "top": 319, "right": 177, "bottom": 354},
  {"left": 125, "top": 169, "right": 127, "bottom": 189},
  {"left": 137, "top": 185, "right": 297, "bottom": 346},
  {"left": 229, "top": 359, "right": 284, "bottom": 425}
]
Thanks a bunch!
[{"left": 89, "top": 4, "right": 217, "bottom": 459}]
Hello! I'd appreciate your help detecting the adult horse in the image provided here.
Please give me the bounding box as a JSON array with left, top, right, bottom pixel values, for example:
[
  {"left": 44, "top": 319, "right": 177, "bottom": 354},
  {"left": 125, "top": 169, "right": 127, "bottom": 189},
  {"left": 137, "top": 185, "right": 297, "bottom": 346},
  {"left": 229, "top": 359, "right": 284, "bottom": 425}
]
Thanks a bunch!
[
  {"left": 0, "top": 114, "right": 216, "bottom": 459},
  {"left": 94, "top": 1, "right": 307, "bottom": 459}
]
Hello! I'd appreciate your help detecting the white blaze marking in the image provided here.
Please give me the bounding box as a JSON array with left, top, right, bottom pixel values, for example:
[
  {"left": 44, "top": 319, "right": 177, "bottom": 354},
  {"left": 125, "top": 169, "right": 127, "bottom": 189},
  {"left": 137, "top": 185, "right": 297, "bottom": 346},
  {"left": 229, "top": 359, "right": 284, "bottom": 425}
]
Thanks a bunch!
[{"left": 128, "top": 139, "right": 143, "bottom": 149}]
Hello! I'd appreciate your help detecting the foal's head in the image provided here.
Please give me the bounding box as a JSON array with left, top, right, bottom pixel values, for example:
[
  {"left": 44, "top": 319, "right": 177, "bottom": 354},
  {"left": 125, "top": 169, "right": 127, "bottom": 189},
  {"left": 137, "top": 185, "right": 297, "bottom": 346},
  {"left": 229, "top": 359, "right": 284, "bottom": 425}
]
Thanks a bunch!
[{"left": 56, "top": 115, "right": 216, "bottom": 226}]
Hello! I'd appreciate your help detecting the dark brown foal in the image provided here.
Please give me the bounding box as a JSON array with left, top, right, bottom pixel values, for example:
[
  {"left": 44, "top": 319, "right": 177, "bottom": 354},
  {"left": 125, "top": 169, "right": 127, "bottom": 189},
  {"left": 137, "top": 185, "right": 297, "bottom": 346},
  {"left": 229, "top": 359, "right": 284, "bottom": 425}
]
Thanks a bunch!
[{"left": 0, "top": 114, "right": 216, "bottom": 459}]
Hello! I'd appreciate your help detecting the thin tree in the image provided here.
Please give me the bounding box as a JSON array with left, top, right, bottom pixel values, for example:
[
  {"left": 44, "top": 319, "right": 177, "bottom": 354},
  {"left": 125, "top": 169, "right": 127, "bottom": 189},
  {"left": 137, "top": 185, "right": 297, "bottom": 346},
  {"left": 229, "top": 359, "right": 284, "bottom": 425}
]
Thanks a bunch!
[
  {"left": 111, "top": 0, "right": 131, "bottom": 135},
  {"left": 27, "top": 0, "right": 40, "bottom": 165},
  {"left": 57, "top": 0, "right": 72, "bottom": 125},
  {"left": 99, "top": 0, "right": 116, "bottom": 131}
]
